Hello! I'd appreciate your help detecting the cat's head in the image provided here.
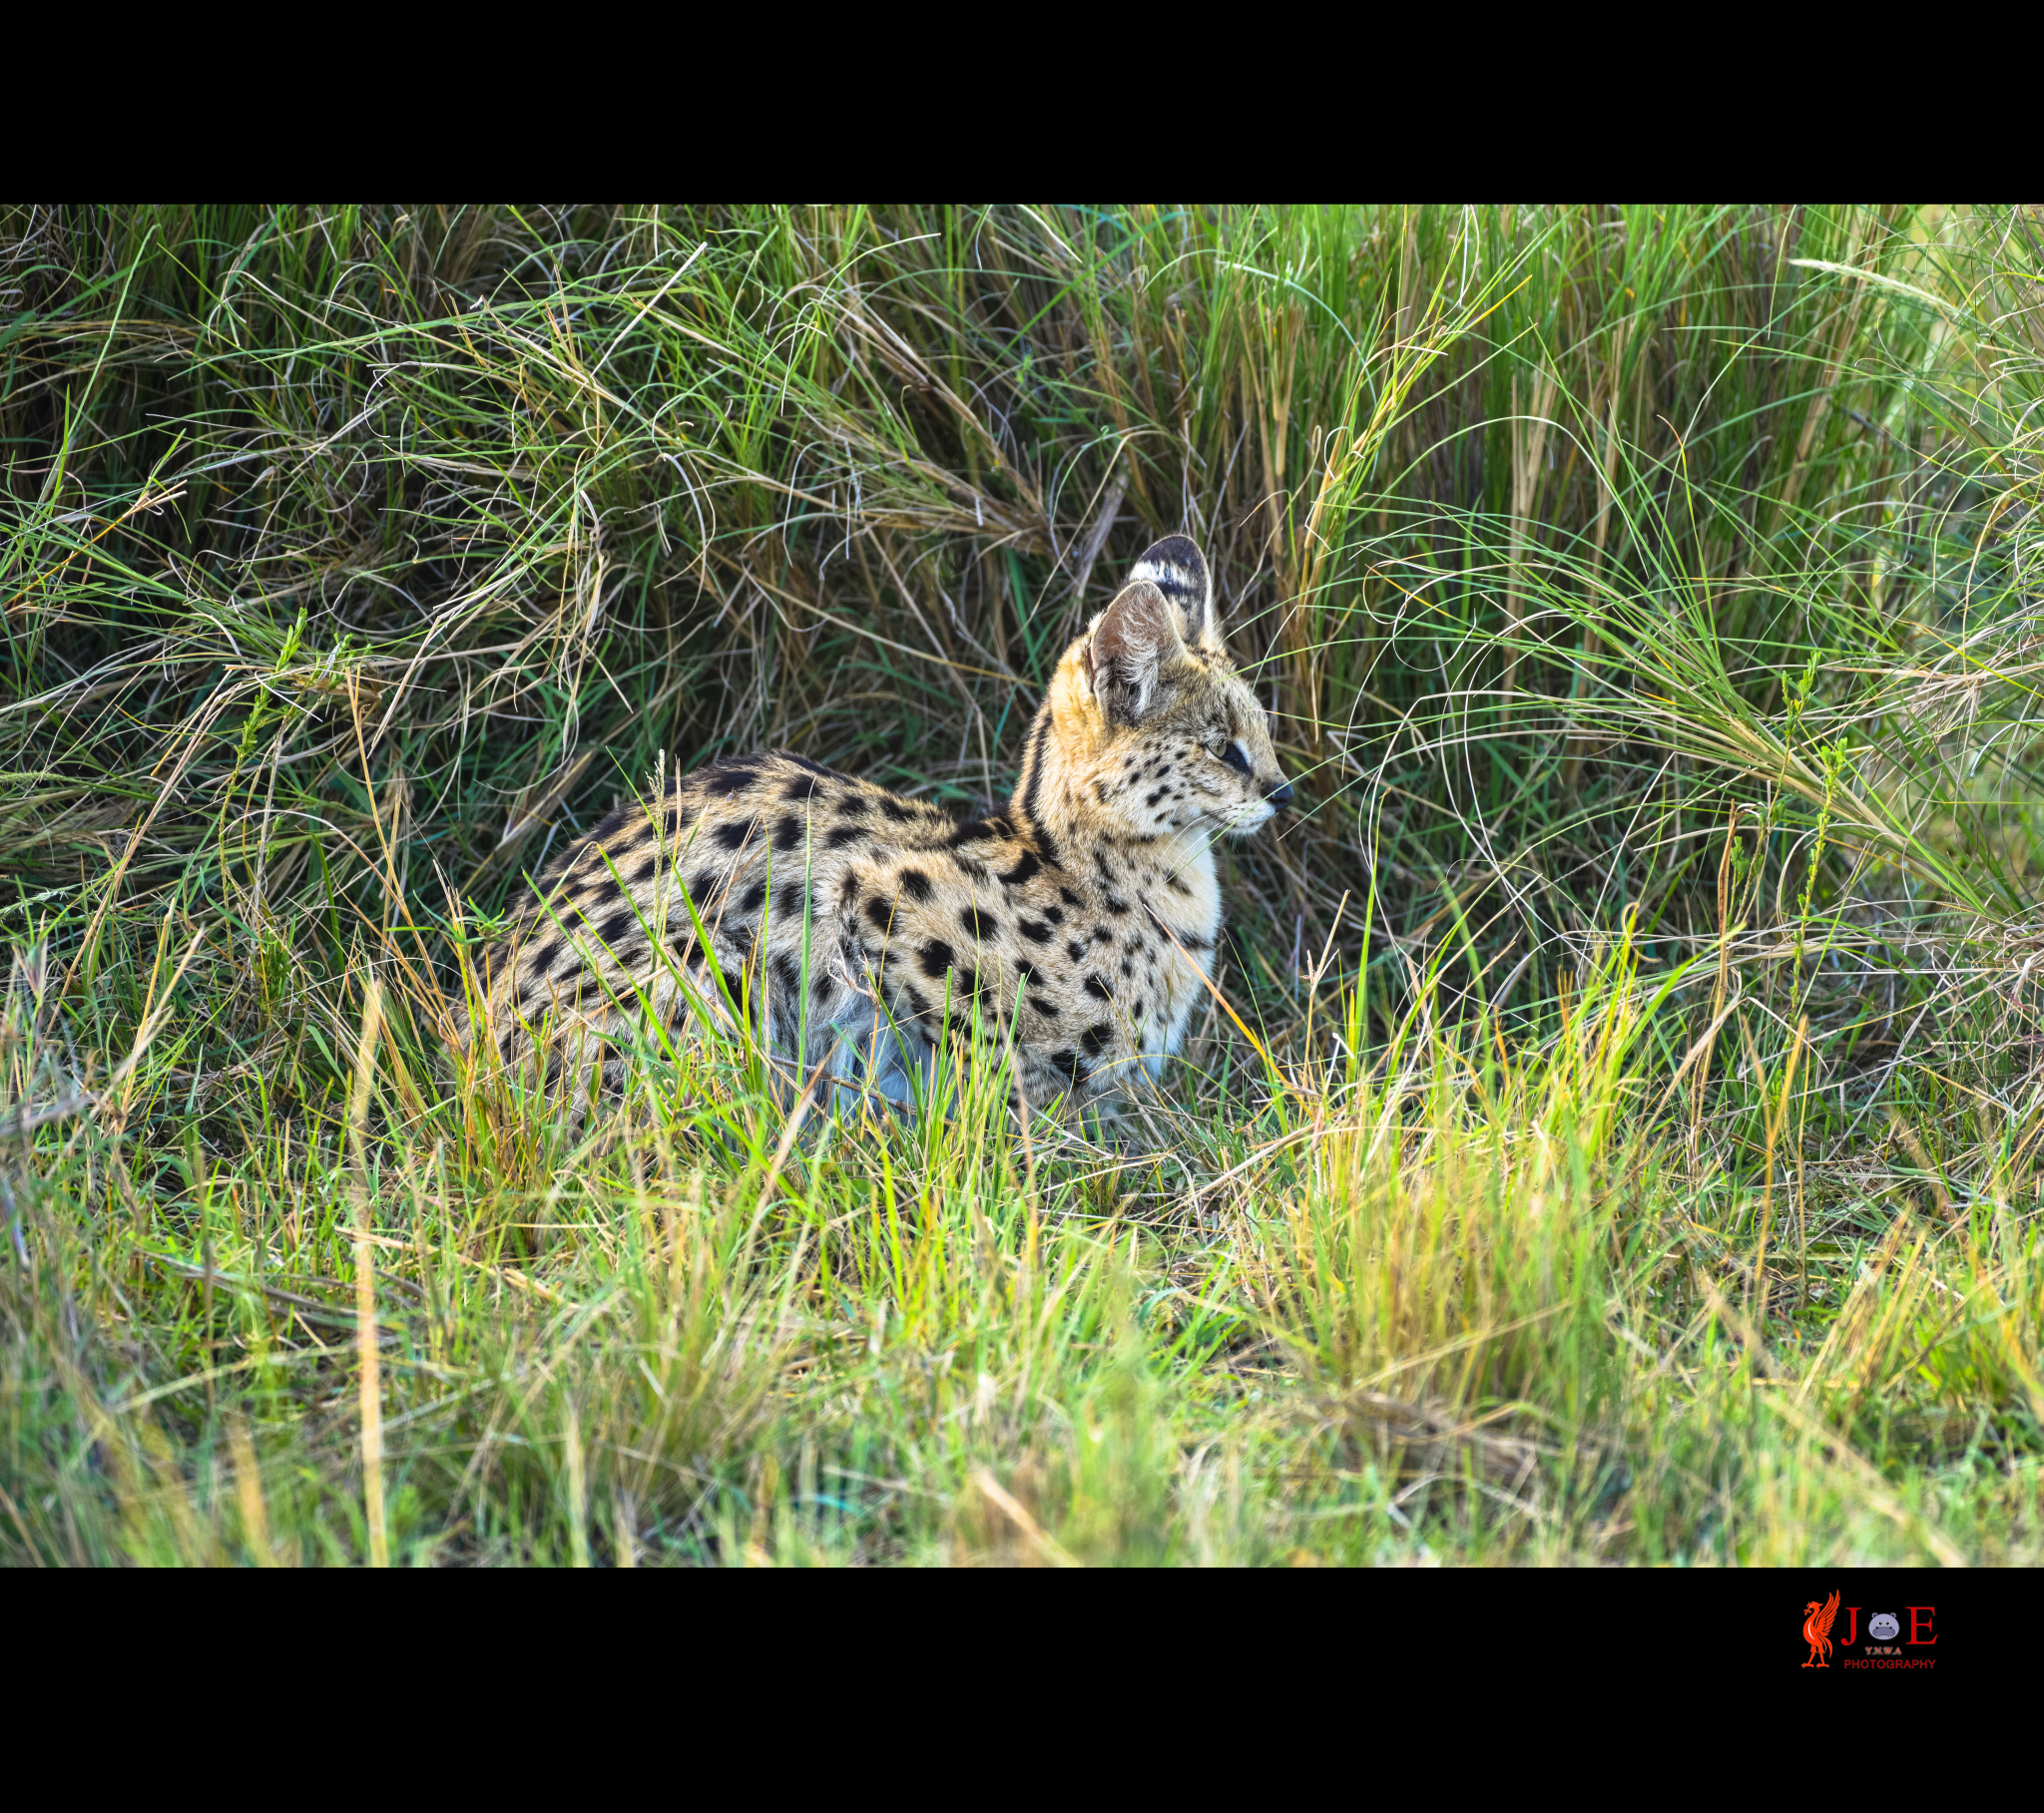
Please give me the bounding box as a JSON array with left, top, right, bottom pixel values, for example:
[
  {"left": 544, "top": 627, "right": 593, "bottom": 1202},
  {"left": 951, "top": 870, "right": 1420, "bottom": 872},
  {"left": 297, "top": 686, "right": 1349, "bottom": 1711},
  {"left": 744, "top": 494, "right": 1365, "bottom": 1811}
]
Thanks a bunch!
[{"left": 1044, "top": 535, "right": 1291, "bottom": 841}]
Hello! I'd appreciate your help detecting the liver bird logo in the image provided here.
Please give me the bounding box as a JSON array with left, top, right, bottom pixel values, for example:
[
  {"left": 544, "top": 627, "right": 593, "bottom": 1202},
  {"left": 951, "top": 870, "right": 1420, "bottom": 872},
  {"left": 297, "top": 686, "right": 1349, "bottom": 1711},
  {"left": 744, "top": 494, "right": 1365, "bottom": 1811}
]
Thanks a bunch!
[{"left": 1801, "top": 1590, "right": 1841, "bottom": 1667}]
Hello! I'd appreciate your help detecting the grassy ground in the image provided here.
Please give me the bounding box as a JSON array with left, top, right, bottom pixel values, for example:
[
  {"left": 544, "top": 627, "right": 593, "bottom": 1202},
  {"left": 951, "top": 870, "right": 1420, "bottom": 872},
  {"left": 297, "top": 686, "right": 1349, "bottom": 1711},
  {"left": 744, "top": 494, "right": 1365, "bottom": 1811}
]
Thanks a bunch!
[{"left": 3, "top": 203, "right": 2041, "bottom": 1565}]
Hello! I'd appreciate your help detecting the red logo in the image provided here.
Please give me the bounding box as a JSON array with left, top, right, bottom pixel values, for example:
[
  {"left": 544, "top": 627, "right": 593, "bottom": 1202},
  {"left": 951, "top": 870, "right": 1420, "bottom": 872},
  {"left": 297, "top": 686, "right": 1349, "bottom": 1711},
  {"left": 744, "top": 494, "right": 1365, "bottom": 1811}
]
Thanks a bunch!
[
  {"left": 1801, "top": 1590, "right": 1841, "bottom": 1667},
  {"left": 1801, "top": 1595, "right": 1939, "bottom": 1670}
]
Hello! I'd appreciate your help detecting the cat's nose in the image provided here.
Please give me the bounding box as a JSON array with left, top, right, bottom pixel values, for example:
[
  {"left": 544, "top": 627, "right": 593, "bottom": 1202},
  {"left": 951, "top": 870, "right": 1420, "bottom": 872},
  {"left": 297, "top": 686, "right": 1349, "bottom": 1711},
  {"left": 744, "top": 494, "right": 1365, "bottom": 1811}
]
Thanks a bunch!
[{"left": 1266, "top": 778, "right": 1293, "bottom": 808}]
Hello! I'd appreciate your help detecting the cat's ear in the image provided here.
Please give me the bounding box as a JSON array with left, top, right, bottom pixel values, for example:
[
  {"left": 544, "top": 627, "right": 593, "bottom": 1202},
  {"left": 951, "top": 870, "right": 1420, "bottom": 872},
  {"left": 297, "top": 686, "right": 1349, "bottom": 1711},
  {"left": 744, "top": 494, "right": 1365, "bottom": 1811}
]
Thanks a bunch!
[
  {"left": 1125, "top": 535, "right": 1219, "bottom": 653},
  {"left": 1086, "top": 579, "right": 1188, "bottom": 724}
]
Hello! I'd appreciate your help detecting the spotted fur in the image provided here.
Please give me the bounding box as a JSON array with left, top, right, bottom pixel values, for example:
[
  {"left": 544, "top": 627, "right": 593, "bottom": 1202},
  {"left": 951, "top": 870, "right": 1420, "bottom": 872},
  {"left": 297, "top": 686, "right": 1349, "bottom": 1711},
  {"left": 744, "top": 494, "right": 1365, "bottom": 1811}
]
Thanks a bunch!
[{"left": 462, "top": 536, "right": 1291, "bottom": 1111}]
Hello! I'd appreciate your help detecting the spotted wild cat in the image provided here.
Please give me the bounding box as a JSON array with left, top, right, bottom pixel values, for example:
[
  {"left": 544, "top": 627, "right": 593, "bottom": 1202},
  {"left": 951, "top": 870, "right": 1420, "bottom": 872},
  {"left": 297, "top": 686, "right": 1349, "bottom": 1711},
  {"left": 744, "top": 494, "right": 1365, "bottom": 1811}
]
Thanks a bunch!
[{"left": 461, "top": 535, "right": 1292, "bottom": 1111}]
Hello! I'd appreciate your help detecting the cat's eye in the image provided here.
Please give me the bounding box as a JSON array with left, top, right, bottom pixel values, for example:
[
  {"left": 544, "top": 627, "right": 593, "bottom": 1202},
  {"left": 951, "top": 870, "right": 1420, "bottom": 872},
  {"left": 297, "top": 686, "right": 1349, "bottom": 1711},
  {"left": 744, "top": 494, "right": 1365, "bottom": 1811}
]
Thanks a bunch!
[{"left": 1219, "top": 741, "right": 1251, "bottom": 775}]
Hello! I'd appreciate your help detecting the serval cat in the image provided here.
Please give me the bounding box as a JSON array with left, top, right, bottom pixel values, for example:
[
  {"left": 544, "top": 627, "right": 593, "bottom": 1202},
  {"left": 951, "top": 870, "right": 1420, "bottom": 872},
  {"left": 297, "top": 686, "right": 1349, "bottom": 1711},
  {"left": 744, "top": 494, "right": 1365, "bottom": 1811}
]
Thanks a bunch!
[{"left": 462, "top": 536, "right": 1291, "bottom": 1112}]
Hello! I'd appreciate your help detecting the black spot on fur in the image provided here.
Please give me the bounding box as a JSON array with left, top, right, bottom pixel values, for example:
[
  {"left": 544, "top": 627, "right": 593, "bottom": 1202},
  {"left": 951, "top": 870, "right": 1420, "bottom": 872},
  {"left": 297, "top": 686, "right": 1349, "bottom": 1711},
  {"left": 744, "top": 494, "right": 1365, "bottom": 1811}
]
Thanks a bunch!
[
  {"left": 825, "top": 824, "right": 865, "bottom": 849},
  {"left": 918, "top": 941, "right": 955, "bottom": 981},
  {"left": 1049, "top": 1050, "right": 1088, "bottom": 1087},
  {"left": 1166, "top": 874, "right": 1191, "bottom": 896},
  {"left": 999, "top": 850, "right": 1040, "bottom": 887},
  {"left": 704, "top": 761, "right": 760, "bottom": 796},
  {"left": 771, "top": 814, "right": 804, "bottom": 853},
  {"left": 947, "top": 819, "right": 998, "bottom": 847},
  {"left": 879, "top": 797, "right": 913, "bottom": 822},
  {"left": 960, "top": 906, "right": 998, "bottom": 942},
  {"left": 1013, "top": 960, "right": 1038, "bottom": 985},
  {"left": 1081, "top": 1023, "right": 1114, "bottom": 1059},
  {"left": 899, "top": 867, "right": 933, "bottom": 902},
  {"left": 1043, "top": 905, "right": 1064, "bottom": 926},
  {"left": 599, "top": 907, "right": 635, "bottom": 944},
  {"left": 713, "top": 817, "right": 759, "bottom": 851},
  {"left": 528, "top": 938, "right": 562, "bottom": 976},
  {"left": 740, "top": 879, "right": 766, "bottom": 913},
  {"left": 1016, "top": 917, "right": 1053, "bottom": 945},
  {"left": 1059, "top": 886, "right": 1083, "bottom": 908},
  {"left": 1066, "top": 941, "right": 1087, "bottom": 963},
  {"left": 631, "top": 852, "right": 660, "bottom": 885},
  {"left": 1105, "top": 894, "right": 1131, "bottom": 915},
  {"left": 1084, "top": 975, "right": 1114, "bottom": 1002},
  {"left": 904, "top": 985, "right": 932, "bottom": 1018},
  {"left": 1030, "top": 996, "right": 1060, "bottom": 1018},
  {"left": 1092, "top": 926, "right": 1114, "bottom": 946},
  {"left": 1015, "top": 714, "right": 1062, "bottom": 871},
  {"left": 777, "top": 750, "right": 843, "bottom": 780},
  {"left": 669, "top": 933, "right": 701, "bottom": 969},
  {"left": 864, "top": 897, "right": 894, "bottom": 934},
  {"left": 782, "top": 773, "right": 825, "bottom": 801},
  {"left": 770, "top": 951, "right": 802, "bottom": 996},
  {"left": 775, "top": 883, "right": 807, "bottom": 922}
]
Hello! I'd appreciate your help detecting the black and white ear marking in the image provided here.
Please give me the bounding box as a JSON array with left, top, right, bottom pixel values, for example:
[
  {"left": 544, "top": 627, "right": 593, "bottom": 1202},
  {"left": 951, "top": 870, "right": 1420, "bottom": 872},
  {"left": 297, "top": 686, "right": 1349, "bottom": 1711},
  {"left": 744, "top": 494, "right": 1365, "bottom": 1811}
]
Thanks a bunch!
[
  {"left": 1125, "top": 535, "right": 1218, "bottom": 652},
  {"left": 1088, "top": 580, "right": 1187, "bottom": 724}
]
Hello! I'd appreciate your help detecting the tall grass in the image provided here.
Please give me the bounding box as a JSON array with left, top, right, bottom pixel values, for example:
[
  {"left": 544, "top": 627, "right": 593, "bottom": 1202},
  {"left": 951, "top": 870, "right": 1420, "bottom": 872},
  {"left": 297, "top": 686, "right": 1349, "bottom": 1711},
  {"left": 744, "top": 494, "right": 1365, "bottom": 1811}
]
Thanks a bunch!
[{"left": 1, "top": 203, "right": 2039, "bottom": 1564}]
